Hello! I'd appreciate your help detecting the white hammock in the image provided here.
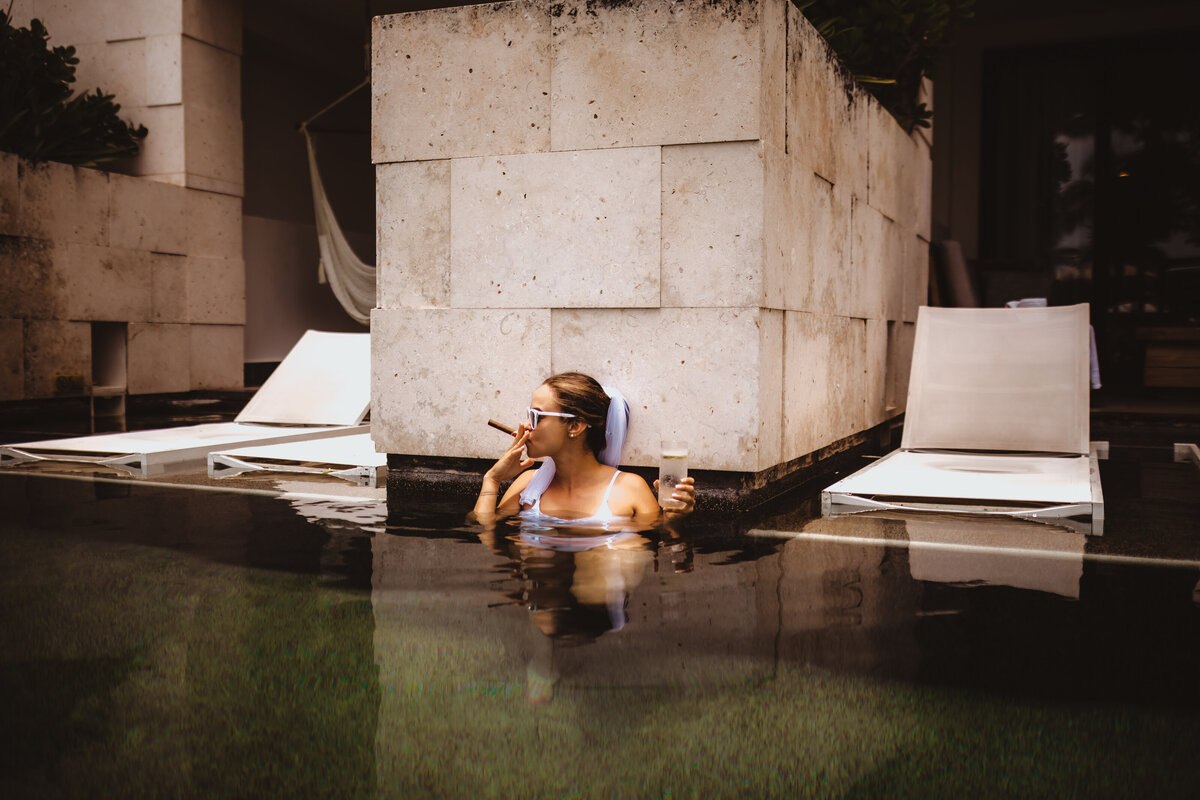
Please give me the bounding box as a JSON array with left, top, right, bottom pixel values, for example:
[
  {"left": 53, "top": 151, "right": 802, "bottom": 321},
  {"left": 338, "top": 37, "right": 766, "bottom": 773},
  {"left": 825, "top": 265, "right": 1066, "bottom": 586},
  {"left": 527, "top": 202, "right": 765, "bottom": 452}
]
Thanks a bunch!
[{"left": 303, "top": 129, "right": 375, "bottom": 324}]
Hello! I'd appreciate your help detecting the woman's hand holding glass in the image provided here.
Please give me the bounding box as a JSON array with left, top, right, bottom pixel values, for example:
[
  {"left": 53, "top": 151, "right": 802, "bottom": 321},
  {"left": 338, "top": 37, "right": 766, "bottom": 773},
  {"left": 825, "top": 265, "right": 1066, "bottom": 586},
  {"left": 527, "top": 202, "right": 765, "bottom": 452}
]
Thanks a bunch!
[{"left": 654, "top": 476, "right": 696, "bottom": 516}]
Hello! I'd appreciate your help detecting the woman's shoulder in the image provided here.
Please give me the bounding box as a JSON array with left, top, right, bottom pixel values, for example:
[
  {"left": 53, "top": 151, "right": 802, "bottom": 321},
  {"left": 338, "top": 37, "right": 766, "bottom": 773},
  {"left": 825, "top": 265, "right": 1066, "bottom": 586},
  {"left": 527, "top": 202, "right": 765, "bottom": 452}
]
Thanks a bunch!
[{"left": 613, "top": 469, "right": 654, "bottom": 500}]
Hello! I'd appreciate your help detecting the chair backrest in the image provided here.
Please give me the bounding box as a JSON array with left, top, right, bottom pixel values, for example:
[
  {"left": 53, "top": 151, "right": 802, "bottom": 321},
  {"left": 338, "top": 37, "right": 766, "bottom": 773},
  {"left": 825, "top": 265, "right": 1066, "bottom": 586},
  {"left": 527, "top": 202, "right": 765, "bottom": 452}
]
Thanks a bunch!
[
  {"left": 236, "top": 330, "right": 371, "bottom": 426},
  {"left": 901, "top": 304, "right": 1090, "bottom": 455}
]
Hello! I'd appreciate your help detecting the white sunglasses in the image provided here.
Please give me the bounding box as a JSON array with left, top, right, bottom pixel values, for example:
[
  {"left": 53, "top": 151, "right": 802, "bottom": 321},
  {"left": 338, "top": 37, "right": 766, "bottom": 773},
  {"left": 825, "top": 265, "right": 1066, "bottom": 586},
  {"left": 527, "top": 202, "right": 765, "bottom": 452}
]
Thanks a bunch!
[{"left": 526, "top": 407, "right": 576, "bottom": 429}]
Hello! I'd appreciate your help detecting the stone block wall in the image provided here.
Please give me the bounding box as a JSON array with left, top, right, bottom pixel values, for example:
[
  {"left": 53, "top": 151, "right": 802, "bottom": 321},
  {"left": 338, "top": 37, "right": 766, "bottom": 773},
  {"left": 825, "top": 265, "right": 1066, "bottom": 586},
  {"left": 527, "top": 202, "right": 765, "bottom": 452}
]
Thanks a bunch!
[
  {"left": 371, "top": 0, "right": 931, "bottom": 476},
  {"left": 0, "top": 152, "right": 244, "bottom": 400},
  {"left": 8, "top": 0, "right": 245, "bottom": 196}
]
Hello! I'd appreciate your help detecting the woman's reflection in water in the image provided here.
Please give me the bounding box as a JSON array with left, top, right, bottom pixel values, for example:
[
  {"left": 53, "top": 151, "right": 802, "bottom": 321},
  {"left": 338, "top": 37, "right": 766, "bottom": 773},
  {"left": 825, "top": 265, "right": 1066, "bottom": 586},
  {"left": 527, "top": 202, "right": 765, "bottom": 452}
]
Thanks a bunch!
[{"left": 479, "top": 518, "right": 693, "bottom": 705}]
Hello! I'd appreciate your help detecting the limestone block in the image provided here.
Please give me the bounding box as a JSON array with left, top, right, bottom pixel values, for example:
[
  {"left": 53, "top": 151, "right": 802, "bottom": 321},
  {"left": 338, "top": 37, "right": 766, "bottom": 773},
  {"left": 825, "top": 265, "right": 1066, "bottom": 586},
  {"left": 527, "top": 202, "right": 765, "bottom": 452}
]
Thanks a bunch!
[
  {"left": 449, "top": 148, "right": 660, "bottom": 309},
  {"left": 759, "top": 0, "right": 788, "bottom": 154},
  {"left": 914, "top": 138, "right": 933, "bottom": 242},
  {"left": 183, "top": 0, "right": 242, "bottom": 54},
  {"left": 182, "top": 37, "right": 241, "bottom": 118},
  {"left": 0, "top": 319, "right": 22, "bottom": 401},
  {"left": 804, "top": 173, "right": 851, "bottom": 316},
  {"left": 661, "top": 141, "right": 764, "bottom": 309},
  {"left": 23, "top": 318, "right": 90, "bottom": 399},
  {"left": 550, "top": 307, "right": 783, "bottom": 472},
  {"left": 839, "top": 90, "right": 870, "bottom": 203},
  {"left": 787, "top": 4, "right": 856, "bottom": 185},
  {"left": 127, "top": 322, "right": 189, "bottom": 394},
  {"left": 0, "top": 237, "right": 64, "bottom": 320},
  {"left": 864, "top": 318, "right": 888, "bottom": 428},
  {"left": 370, "top": 308, "right": 551, "bottom": 458},
  {"left": 850, "top": 201, "right": 908, "bottom": 322},
  {"left": 186, "top": 256, "right": 245, "bottom": 324},
  {"left": 103, "top": 0, "right": 183, "bottom": 40},
  {"left": 550, "top": 0, "right": 763, "bottom": 151},
  {"left": 371, "top": 1, "right": 550, "bottom": 163},
  {"left": 108, "top": 172, "right": 188, "bottom": 254},
  {"left": 783, "top": 312, "right": 867, "bottom": 461},
  {"left": 866, "top": 101, "right": 917, "bottom": 229},
  {"left": 102, "top": 38, "right": 147, "bottom": 109},
  {"left": 189, "top": 323, "right": 243, "bottom": 390},
  {"left": 184, "top": 103, "right": 244, "bottom": 187},
  {"left": 903, "top": 235, "right": 929, "bottom": 322},
  {"left": 62, "top": 245, "right": 153, "bottom": 323},
  {"left": 0, "top": 151, "right": 16, "bottom": 235},
  {"left": 376, "top": 160, "right": 450, "bottom": 309},
  {"left": 32, "top": 0, "right": 108, "bottom": 46},
  {"left": 185, "top": 188, "right": 242, "bottom": 260},
  {"left": 761, "top": 143, "right": 795, "bottom": 311},
  {"left": 133, "top": 105, "right": 186, "bottom": 178},
  {"left": 17, "top": 160, "right": 108, "bottom": 246},
  {"left": 145, "top": 35, "right": 183, "bottom": 107},
  {"left": 886, "top": 320, "right": 915, "bottom": 412},
  {"left": 149, "top": 253, "right": 187, "bottom": 323}
]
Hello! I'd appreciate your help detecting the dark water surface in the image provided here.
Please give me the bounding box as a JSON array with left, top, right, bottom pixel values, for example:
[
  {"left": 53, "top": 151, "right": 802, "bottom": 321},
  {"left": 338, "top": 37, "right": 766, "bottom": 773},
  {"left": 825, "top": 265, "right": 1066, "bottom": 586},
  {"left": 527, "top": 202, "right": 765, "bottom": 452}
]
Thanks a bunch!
[{"left": 1, "top": 452, "right": 1198, "bottom": 798}]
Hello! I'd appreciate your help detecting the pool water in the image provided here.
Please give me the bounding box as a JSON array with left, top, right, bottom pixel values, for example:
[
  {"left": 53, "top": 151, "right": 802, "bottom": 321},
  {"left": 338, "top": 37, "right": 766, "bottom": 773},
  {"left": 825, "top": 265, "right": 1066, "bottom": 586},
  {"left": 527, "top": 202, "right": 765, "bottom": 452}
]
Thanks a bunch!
[{"left": 1, "top": 449, "right": 1199, "bottom": 799}]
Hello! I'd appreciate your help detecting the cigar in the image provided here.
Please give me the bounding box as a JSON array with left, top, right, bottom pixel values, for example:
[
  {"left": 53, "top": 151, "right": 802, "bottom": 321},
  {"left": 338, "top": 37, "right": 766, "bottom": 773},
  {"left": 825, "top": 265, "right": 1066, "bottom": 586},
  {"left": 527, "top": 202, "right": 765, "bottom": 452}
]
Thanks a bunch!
[{"left": 488, "top": 419, "right": 516, "bottom": 436}]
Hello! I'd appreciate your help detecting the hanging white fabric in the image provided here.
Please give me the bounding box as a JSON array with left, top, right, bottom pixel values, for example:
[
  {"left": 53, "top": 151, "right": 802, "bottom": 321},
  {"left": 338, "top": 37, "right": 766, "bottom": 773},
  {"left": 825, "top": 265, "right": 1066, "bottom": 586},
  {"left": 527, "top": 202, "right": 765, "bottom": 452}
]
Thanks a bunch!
[{"left": 303, "top": 129, "right": 375, "bottom": 325}]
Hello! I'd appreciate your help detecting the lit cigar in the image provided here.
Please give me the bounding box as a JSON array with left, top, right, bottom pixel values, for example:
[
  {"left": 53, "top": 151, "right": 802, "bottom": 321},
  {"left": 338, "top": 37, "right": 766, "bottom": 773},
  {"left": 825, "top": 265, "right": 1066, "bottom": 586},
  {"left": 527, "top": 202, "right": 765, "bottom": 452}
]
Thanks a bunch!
[{"left": 487, "top": 419, "right": 515, "bottom": 436}]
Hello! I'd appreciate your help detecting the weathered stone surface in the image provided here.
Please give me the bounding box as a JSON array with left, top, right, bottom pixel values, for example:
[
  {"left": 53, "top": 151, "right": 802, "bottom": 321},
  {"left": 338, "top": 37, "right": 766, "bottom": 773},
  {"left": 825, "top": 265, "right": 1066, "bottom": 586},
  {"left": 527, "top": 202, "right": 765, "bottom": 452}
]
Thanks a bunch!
[
  {"left": 850, "top": 200, "right": 905, "bottom": 321},
  {"left": 551, "top": 307, "right": 783, "bottom": 472},
  {"left": 0, "top": 151, "right": 17, "bottom": 236},
  {"left": 182, "top": 37, "right": 241, "bottom": 118},
  {"left": 371, "top": 0, "right": 550, "bottom": 164},
  {"left": 189, "top": 323, "right": 243, "bottom": 389},
  {"left": 376, "top": 160, "right": 451, "bottom": 309},
  {"left": 449, "top": 148, "right": 660, "bottom": 309},
  {"left": 109, "top": 172, "right": 188, "bottom": 254},
  {"left": 783, "top": 311, "right": 866, "bottom": 461},
  {"left": 185, "top": 188, "right": 242, "bottom": 260},
  {"left": 145, "top": 35, "right": 183, "bottom": 106},
  {"left": 23, "top": 319, "right": 90, "bottom": 399},
  {"left": 914, "top": 137, "right": 933, "bottom": 242},
  {"left": 759, "top": 0, "right": 787, "bottom": 154},
  {"left": 17, "top": 160, "right": 108, "bottom": 245},
  {"left": 0, "top": 237, "right": 64, "bottom": 320},
  {"left": 903, "top": 234, "right": 929, "bottom": 322},
  {"left": 787, "top": 4, "right": 855, "bottom": 186},
  {"left": 186, "top": 256, "right": 245, "bottom": 324},
  {"left": 804, "top": 173, "right": 851, "bottom": 316},
  {"left": 62, "top": 245, "right": 153, "bottom": 323},
  {"left": 886, "top": 320, "right": 915, "bottom": 412},
  {"left": 371, "top": 308, "right": 551, "bottom": 458},
  {"left": 864, "top": 317, "right": 888, "bottom": 428},
  {"left": 550, "top": 0, "right": 763, "bottom": 151},
  {"left": 132, "top": 104, "right": 186, "bottom": 178},
  {"left": 661, "top": 141, "right": 764, "bottom": 308},
  {"left": 184, "top": 103, "right": 243, "bottom": 187},
  {"left": 867, "top": 100, "right": 917, "bottom": 229},
  {"left": 149, "top": 252, "right": 188, "bottom": 322},
  {"left": 127, "top": 322, "right": 190, "bottom": 394},
  {"left": 0, "top": 319, "right": 22, "bottom": 401},
  {"left": 183, "top": 0, "right": 242, "bottom": 54}
]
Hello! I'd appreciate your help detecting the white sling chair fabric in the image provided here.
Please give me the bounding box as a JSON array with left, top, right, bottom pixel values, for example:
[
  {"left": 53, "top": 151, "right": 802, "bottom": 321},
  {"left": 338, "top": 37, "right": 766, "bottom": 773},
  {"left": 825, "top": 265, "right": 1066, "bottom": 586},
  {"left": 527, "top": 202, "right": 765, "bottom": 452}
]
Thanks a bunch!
[
  {"left": 305, "top": 131, "right": 375, "bottom": 325},
  {"left": 208, "top": 432, "right": 386, "bottom": 488},
  {"left": 823, "top": 304, "right": 1103, "bottom": 530},
  {"left": 0, "top": 331, "right": 371, "bottom": 478}
]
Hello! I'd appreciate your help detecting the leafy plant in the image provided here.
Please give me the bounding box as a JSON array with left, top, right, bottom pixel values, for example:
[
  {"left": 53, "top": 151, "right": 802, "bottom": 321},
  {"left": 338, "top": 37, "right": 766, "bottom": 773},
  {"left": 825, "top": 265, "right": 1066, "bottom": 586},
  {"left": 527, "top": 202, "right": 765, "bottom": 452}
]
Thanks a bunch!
[
  {"left": 798, "top": 0, "right": 975, "bottom": 133},
  {"left": 0, "top": 10, "right": 147, "bottom": 166}
]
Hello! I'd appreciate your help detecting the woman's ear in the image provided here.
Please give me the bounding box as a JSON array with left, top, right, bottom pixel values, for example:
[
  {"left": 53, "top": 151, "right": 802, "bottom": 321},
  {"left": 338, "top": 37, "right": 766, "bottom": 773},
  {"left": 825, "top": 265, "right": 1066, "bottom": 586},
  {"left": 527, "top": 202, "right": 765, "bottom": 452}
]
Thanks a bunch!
[{"left": 568, "top": 419, "right": 588, "bottom": 439}]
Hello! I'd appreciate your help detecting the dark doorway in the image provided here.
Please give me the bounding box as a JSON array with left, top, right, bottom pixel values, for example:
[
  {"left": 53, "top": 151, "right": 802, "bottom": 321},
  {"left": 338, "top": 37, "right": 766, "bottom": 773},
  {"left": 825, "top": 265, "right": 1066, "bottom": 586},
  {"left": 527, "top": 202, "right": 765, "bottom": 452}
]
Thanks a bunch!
[{"left": 979, "top": 30, "right": 1200, "bottom": 393}]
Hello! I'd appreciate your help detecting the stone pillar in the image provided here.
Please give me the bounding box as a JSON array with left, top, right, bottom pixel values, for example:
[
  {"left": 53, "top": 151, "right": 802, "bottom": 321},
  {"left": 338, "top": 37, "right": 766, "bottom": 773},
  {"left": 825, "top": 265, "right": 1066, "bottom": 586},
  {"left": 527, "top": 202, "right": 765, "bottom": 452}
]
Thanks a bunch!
[{"left": 371, "top": 0, "right": 932, "bottom": 492}]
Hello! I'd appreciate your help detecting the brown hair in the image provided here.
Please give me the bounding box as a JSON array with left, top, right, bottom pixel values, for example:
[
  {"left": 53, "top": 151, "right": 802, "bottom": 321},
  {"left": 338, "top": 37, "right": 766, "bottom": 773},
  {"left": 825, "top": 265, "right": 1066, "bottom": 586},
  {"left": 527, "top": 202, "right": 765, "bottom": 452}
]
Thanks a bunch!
[{"left": 542, "top": 372, "right": 608, "bottom": 455}]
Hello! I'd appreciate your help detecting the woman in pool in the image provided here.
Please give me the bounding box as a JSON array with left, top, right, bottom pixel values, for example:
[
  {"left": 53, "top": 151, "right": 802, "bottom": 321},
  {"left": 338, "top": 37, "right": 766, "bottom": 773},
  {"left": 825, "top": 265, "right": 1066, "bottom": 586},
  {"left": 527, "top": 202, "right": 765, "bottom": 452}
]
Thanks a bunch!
[{"left": 473, "top": 372, "right": 695, "bottom": 525}]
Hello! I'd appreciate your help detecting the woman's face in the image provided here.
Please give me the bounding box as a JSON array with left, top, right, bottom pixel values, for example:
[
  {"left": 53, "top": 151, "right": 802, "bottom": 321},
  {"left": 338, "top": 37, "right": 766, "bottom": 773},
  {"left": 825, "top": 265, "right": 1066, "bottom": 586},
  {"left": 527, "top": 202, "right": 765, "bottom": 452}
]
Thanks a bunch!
[{"left": 525, "top": 383, "right": 571, "bottom": 459}]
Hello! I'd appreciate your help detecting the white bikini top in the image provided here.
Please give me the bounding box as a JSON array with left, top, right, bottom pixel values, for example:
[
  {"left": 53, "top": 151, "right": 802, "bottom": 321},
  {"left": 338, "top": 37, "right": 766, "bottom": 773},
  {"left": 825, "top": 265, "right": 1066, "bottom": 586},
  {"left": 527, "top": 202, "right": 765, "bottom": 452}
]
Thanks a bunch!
[{"left": 520, "top": 469, "right": 631, "bottom": 529}]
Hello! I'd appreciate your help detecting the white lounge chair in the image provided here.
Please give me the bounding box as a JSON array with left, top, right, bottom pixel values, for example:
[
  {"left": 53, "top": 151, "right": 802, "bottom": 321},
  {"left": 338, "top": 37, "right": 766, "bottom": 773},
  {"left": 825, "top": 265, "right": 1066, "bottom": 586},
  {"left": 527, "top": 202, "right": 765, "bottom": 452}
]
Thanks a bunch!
[
  {"left": 208, "top": 432, "right": 385, "bottom": 487},
  {"left": 822, "top": 304, "right": 1105, "bottom": 533},
  {"left": 0, "top": 330, "right": 370, "bottom": 478}
]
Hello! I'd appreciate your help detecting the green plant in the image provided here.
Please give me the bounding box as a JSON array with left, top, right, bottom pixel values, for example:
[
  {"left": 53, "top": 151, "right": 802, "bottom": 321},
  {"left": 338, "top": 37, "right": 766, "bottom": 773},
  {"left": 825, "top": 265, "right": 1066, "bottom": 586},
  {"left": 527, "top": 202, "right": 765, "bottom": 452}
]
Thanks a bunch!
[
  {"left": 0, "top": 9, "right": 147, "bottom": 166},
  {"left": 798, "top": 0, "right": 975, "bottom": 133}
]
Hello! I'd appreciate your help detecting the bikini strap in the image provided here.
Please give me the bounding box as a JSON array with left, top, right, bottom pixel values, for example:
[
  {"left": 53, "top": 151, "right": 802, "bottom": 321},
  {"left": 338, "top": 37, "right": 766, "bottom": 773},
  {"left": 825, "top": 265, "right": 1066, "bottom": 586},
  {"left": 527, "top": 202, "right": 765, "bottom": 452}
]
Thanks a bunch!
[{"left": 599, "top": 469, "right": 621, "bottom": 504}]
